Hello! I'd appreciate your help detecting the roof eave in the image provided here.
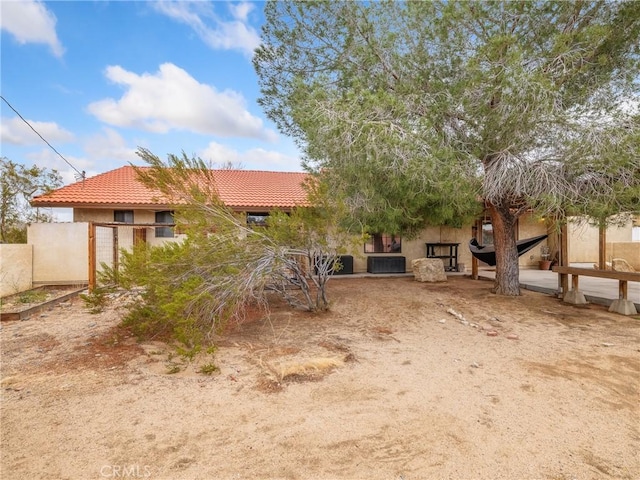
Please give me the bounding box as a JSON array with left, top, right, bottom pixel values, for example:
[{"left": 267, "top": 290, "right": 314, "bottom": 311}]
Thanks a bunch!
[{"left": 30, "top": 201, "right": 176, "bottom": 209}]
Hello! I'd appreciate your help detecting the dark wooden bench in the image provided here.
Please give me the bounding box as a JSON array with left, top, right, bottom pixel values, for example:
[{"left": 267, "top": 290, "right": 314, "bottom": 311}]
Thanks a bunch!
[{"left": 552, "top": 266, "right": 639, "bottom": 315}]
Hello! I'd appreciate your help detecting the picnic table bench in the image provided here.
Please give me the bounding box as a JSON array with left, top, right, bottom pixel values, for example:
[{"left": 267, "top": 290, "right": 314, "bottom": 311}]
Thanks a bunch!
[{"left": 552, "top": 266, "right": 639, "bottom": 315}]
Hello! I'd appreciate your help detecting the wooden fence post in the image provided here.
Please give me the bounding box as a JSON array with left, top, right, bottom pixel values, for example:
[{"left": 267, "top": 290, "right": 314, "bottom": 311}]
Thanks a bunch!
[
  {"left": 599, "top": 224, "right": 607, "bottom": 270},
  {"left": 113, "top": 226, "right": 119, "bottom": 285},
  {"left": 88, "top": 222, "right": 96, "bottom": 292},
  {"left": 559, "top": 223, "right": 568, "bottom": 296}
]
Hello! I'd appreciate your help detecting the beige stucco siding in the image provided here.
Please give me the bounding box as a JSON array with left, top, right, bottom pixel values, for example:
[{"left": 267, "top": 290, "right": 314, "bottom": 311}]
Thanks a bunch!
[
  {"left": 66, "top": 208, "right": 638, "bottom": 274},
  {"left": 0, "top": 244, "right": 33, "bottom": 297},
  {"left": 28, "top": 222, "right": 89, "bottom": 285},
  {"left": 74, "top": 208, "right": 158, "bottom": 224},
  {"left": 568, "top": 219, "right": 632, "bottom": 263},
  {"left": 606, "top": 242, "right": 640, "bottom": 270},
  {"left": 350, "top": 213, "right": 549, "bottom": 274},
  {"left": 73, "top": 209, "right": 184, "bottom": 249}
]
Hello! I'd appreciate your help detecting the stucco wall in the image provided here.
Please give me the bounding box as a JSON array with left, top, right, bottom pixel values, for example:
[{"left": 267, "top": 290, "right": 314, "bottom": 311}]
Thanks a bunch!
[
  {"left": 73, "top": 209, "right": 183, "bottom": 248},
  {"left": 606, "top": 242, "right": 640, "bottom": 270},
  {"left": 74, "top": 208, "right": 157, "bottom": 224},
  {"left": 28, "top": 222, "right": 89, "bottom": 285},
  {"left": 350, "top": 213, "right": 548, "bottom": 274},
  {"left": 0, "top": 244, "right": 33, "bottom": 297},
  {"left": 517, "top": 213, "right": 550, "bottom": 267},
  {"left": 568, "top": 219, "right": 632, "bottom": 263},
  {"left": 101, "top": 225, "right": 185, "bottom": 253},
  {"left": 63, "top": 208, "right": 632, "bottom": 276}
]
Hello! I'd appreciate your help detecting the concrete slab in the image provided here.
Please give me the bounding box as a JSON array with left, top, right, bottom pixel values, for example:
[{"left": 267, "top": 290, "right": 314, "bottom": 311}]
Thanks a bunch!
[{"left": 478, "top": 264, "right": 640, "bottom": 312}]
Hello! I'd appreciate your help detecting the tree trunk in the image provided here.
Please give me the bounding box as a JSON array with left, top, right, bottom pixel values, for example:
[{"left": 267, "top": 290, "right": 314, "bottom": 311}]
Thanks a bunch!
[{"left": 488, "top": 203, "right": 520, "bottom": 296}]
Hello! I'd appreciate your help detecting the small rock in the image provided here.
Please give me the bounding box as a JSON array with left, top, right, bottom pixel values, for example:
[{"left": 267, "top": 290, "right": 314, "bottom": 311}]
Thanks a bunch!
[
  {"left": 486, "top": 331, "right": 499, "bottom": 337},
  {"left": 438, "top": 319, "right": 446, "bottom": 324},
  {"left": 88, "top": 323, "right": 96, "bottom": 328},
  {"left": 506, "top": 334, "right": 519, "bottom": 340},
  {"left": 447, "top": 308, "right": 466, "bottom": 322},
  {"left": 601, "top": 342, "right": 614, "bottom": 347},
  {"left": 470, "top": 362, "right": 480, "bottom": 368}
]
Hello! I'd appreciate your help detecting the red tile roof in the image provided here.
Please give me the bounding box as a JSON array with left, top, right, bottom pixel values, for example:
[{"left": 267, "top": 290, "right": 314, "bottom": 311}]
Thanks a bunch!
[{"left": 32, "top": 165, "right": 310, "bottom": 210}]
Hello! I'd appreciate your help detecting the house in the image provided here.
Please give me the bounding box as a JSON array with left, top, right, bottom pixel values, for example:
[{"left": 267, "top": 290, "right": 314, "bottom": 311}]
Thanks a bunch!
[
  {"left": 31, "top": 165, "right": 557, "bottom": 277},
  {"left": 23, "top": 166, "right": 313, "bottom": 288},
  {"left": 2, "top": 165, "right": 630, "bottom": 297}
]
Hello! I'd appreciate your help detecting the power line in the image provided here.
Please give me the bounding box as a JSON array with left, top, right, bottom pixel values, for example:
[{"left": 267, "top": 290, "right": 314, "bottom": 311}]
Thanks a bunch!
[{"left": 1, "top": 95, "right": 85, "bottom": 181}]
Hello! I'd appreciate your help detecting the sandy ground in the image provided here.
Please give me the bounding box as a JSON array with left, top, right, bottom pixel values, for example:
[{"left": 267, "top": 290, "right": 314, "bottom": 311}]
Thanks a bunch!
[{"left": 1, "top": 276, "right": 639, "bottom": 480}]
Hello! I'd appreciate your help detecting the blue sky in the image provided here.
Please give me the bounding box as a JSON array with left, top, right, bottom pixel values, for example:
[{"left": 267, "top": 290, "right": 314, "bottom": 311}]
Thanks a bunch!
[{"left": 1, "top": 0, "right": 303, "bottom": 194}]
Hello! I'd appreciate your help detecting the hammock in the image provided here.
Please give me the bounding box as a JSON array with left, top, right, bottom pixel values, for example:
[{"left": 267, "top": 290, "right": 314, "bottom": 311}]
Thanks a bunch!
[{"left": 469, "top": 234, "right": 548, "bottom": 266}]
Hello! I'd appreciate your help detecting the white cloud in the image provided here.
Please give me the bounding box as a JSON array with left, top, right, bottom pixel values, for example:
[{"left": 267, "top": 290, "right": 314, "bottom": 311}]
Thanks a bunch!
[
  {"left": 199, "top": 141, "right": 302, "bottom": 172},
  {"left": 0, "top": 116, "right": 74, "bottom": 145},
  {"left": 0, "top": 0, "right": 64, "bottom": 57},
  {"left": 152, "top": 1, "right": 259, "bottom": 56},
  {"left": 83, "top": 128, "right": 138, "bottom": 162},
  {"left": 87, "top": 63, "right": 277, "bottom": 141},
  {"left": 230, "top": 2, "right": 254, "bottom": 22}
]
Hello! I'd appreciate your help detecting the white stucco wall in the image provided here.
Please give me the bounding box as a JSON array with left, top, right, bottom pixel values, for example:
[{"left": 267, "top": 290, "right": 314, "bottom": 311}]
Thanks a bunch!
[
  {"left": 28, "top": 222, "right": 89, "bottom": 285},
  {"left": 0, "top": 244, "right": 33, "bottom": 297}
]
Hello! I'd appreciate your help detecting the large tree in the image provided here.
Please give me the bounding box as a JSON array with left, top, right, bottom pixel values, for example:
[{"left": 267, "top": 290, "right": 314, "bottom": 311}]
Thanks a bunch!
[
  {"left": 254, "top": 1, "right": 640, "bottom": 295},
  {"left": 1, "top": 158, "right": 62, "bottom": 243}
]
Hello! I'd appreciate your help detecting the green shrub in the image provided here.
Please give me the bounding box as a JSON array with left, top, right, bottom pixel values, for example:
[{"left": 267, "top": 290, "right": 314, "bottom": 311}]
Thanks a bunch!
[
  {"left": 18, "top": 289, "right": 48, "bottom": 304},
  {"left": 198, "top": 363, "right": 219, "bottom": 375},
  {"left": 80, "top": 286, "right": 110, "bottom": 314}
]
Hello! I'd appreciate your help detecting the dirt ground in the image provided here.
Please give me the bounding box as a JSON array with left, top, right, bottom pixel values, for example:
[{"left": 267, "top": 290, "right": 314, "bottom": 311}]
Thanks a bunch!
[{"left": 1, "top": 276, "right": 639, "bottom": 480}]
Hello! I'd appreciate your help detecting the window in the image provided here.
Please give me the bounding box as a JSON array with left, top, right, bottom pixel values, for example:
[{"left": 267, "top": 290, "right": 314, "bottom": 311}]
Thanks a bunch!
[
  {"left": 114, "top": 210, "right": 134, "bottom": 224},
  {"left": 155, "top": 211, "right": 174, "bottom": 238},
  {"left": 364, "top": 234, "right": 402, "bottom": 253},
  {"left": 247, "top": 213, "right": 269, "bottom": 227},
  {"left": 482, "top": 218, "right": 494, "bottom": 245}
]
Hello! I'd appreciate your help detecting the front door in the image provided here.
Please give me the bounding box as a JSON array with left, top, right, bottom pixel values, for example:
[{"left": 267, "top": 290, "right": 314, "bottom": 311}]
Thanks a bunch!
[{"left": 133, "top": 228, "right": 147, "bottom": 246}]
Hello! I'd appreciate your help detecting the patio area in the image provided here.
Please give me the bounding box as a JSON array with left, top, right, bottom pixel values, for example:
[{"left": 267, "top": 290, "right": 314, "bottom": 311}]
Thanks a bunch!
[{"left": 477, "top": 263, "right": 640, "bottom": 311}]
